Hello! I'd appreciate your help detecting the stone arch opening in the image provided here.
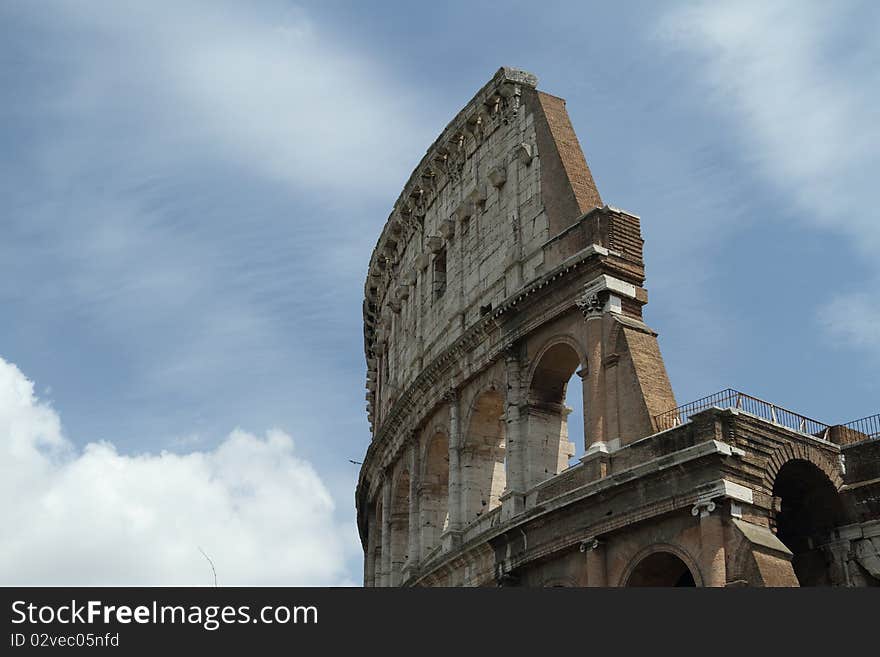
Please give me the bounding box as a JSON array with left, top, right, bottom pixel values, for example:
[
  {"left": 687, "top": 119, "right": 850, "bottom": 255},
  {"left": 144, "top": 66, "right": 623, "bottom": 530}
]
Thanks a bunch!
[
  {"left": 527, "top": 342, "right": 581, "bottom": 486},
  {"left": 565, "top": 371, "right": 585, "bottom": 465},
  {"left": 625, "top": 551, "right": 697, "bottom": 587},
  {"left": 421, "top": 431, "right": 450, "bottom": 558},
  {"left": 462, "top": 389, "right": 506, "bottom": 524},
  {"left": 542, "top": 577, "right": 577, "bottom": 587},
  {"left": 389, "top": 471, "right": 410, "bottom": 586},
  {"left": 772, "top": 459, "right": 845, "bottom": 586}
]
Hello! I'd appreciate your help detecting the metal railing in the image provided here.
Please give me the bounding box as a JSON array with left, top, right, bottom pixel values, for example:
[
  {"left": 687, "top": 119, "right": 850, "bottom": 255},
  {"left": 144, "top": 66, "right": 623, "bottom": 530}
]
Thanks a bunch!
[
  {"left": 653, "top": 388, "right": 830, "bottom": 438},
  {"left": 841, "top": 413, "right": 880, "bottom": 441}
]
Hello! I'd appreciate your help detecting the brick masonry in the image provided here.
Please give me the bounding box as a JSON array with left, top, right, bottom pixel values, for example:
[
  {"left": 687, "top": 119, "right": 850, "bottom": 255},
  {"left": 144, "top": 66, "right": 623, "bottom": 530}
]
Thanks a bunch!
[{"left": 355, "top": 68, "right": 880, "bottom": 587}]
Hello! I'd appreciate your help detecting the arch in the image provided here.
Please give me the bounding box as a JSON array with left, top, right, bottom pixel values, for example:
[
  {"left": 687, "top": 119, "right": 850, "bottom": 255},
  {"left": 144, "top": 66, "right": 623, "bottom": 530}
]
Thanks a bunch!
[
  {"left": 526, "top": 335, "right": 587, "bottom": 393},
  {"left": 525, "top": 339, "right": 582, "bottom": 487},
  {"left": 389, "top": 469, "right": 410, "bottom": 586},
  {"left": 420, "top": 430, "right": 450, "bottom": 558},
  {"left": 419, "top": 422, "right": 450, "bottom": 475},
  {"left": 462, "top": 388, "right": 506, "bottom": 524},
  {"left": 620, "top": 544, "right": 703, "bottom": 587},
  {"left": 541, "top": 576, "right": 578, "bottom": 588},
  {"left": 763, "top": 443, "right": 843, "bottom": 493},
  {"left": 461, "top": 381, "right": 505, "bottom": 432},
  {"left": 771, "top": 458, "right": 845, "bottom": 586}
]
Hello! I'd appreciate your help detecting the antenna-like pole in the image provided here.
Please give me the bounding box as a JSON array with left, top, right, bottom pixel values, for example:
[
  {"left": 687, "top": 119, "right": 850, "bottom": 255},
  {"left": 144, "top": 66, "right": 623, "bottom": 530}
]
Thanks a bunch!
[{"left": 198, "top": 546, "right": 218, "bottom": 587}]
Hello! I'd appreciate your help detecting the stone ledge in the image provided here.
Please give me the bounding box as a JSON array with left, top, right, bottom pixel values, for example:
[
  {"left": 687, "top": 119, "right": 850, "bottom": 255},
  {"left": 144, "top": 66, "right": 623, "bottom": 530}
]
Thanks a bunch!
[
  {"left": 731, "top": 518, "right": 792, "bottom": 556},
  {"left": 411, "top": 441, "right": 741, "bottom": 585}
]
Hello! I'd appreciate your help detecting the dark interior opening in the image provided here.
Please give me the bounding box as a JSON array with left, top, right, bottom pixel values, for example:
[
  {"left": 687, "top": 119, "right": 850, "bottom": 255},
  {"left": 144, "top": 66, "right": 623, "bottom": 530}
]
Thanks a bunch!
[
  {"left": 626, "top": 551, "right": 696, "bottom": 587},
  {"left": 772, "top": 459, "right": 845, "bottom": 586}
]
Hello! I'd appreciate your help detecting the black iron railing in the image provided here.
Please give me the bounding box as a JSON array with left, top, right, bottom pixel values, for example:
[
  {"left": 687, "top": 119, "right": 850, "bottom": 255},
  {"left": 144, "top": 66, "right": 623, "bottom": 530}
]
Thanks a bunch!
[
  {"left": 653, "top": 388, "right": 830, "bottom": 438},
  {"left": 654, "top": 389, "right": 879, "bottom": 444},
  {"left": 841, "top": 414, "right": 880, "bottom": 441}
]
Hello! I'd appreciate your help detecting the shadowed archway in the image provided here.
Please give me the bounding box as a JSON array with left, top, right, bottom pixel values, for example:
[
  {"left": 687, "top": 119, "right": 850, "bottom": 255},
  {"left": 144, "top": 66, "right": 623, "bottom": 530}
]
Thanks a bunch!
[
  {"left": 626, "top": 551, "right": 697, "bottom": 587},
  {"left": 527, "top": 341, "right": 581, "bottom": 486},
  {"left": 421, "top": 431, "right": 450, "bottom": 558},
  {"left": 772, "top": 459, "right": 845, "bottom": 586},
  {"left": 462, "top": 390, "right": 506, "bottom": 524}
]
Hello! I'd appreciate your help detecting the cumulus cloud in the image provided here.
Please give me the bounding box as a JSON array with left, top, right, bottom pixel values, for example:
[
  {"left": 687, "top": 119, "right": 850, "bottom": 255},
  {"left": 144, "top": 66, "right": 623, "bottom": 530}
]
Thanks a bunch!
[{"left": 0, "top": 356, "right": 354, "bottom": 585}]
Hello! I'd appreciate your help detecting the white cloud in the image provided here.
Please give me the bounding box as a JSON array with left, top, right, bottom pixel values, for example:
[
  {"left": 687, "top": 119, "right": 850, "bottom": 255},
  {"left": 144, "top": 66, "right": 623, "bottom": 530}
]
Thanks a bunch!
[
  {"left": 660, "top": 1, "right": 880, "bottom": 353},
  {"left": 819, "top": 293, "right": 880, "bottom": 354},
  {"left": 46, "top": 0, "right": 429, "bottom": 195},
  {"left": 1, "top": 0, "right": 434, "bottom": 400},
  {"left": 661, "top": 2, "right": 879, "bottom": 238},
  {"left": 0, "top": 355, "right": 356, "bottom": 585}
]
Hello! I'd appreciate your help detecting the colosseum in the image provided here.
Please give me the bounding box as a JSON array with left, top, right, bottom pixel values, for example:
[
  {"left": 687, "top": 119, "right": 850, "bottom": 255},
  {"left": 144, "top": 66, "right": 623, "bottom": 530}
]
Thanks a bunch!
[{"left": 354, "top": 67, "right": 880, "bottom": 587}]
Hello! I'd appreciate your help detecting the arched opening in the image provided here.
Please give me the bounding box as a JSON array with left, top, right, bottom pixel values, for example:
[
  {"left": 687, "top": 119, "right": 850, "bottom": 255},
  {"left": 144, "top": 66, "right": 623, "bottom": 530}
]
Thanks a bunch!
[
  {"left": 421, "top": 431, "right": 450, "bottom": 559},
  {"left": 772, "top": 459, "right": 845, "bottom": 586},
  {"left": 462, "top": 389, "right": 506, "bottom": 524},
  {"left": 565, "top": 371, "right": 584, "bottom": 465},
  {"left": 626, "top": 551, "right": 696, "bottom": 587},
  {"left": 389, "top": 471, "right": 410, "bottom": 586},
  {"left": 527, "top": 342, "right": 581, "bottom": 486}
]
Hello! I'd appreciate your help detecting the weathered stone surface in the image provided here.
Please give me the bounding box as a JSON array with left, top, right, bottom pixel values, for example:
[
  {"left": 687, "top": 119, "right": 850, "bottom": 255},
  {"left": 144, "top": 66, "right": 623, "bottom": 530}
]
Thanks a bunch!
[{"left": 354, "top": 68, "right": 879, "bottom": 588}]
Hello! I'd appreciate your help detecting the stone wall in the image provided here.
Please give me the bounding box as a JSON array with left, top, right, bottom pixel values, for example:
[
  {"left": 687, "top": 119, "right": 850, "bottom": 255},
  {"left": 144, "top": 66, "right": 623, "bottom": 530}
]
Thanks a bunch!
[{"left": 354, "top": 67, "right": 878, "bottom": 588}]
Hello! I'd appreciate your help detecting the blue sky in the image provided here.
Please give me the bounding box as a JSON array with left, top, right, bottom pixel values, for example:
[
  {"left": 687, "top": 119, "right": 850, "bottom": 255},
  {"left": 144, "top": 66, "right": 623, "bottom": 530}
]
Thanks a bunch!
[{"left": 0, "top": 1, "right": 877, "bottom": 585}]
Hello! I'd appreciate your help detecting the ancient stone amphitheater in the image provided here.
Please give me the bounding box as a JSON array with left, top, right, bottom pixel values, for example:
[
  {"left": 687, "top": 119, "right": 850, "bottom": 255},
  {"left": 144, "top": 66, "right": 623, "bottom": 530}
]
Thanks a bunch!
[{"left": 355, "top": 68, "right": 880, "bottom": 587}]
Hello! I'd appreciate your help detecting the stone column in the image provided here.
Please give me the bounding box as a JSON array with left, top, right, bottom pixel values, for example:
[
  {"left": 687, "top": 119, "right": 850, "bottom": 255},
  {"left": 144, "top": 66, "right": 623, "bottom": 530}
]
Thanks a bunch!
[
  {"left": 693, "top": 500, "right": 726, "bottom": 587},
  {"left": 381, "top": 474, "right": 392, "bottom": 587},
  {"left": 583, "top": 538, "right": 607, "bottom": 587},
  {"left": 390, "top": 513, "right": 406, "bottom": 586},
  {"left": 576, "top": 368, "right": 589, "bottom": 454},
  {"left": 584, "top": 304, "right": 606, "bottom": 449},
  {"left": 445, "top": 391, "right": 464, "bottom": 545},
  {"left": 603, "top": 353, "right": 620, "bottom": 445},
  {"left": 407, "top": 435, "right": 421, "bottom": 573},
  {"left": 824, "top": 540, "right": 853, "bottom": 586},
  {"left": 364, "top": 505, "right": 376, "bottom": 587},
  {"left": 504, "top": 350, "right": 526, "bottom": 502},
  {"left": 417, "top": 471, "right": 433, "bottom": 563}
]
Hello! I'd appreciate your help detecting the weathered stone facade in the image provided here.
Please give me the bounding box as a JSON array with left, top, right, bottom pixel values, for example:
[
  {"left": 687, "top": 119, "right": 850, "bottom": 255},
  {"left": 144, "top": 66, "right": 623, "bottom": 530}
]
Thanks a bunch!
[{"left": 355, "top": 68, "right": 880, "bottom": 587}]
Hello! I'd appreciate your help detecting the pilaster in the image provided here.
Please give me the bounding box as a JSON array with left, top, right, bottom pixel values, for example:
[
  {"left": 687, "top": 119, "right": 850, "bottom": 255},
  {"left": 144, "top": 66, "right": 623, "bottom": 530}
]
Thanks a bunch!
[
  {"left": 405, "top": 434, "right": 421, "bottom": 579},
  {"left": 444, "top": 390, "right": 464, "bottom": 546},
  {"left": 502, "top": 348, "right": 527, "bottom": 518},
  {"left": 582, "top": 537, "right": 607, "bottom": 587},
  {"left": 381, "top": 473, "right": 392, "bottom": 587},
  {"left": 693, "top": 500, "right": 726, "bottom": 588}
]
